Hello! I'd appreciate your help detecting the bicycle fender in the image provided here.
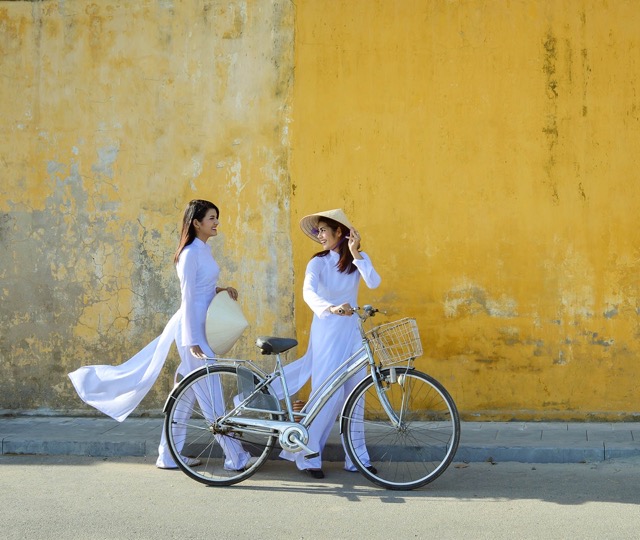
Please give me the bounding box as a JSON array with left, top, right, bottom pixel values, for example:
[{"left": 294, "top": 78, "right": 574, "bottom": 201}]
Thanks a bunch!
[{"left": 338, "top": 366, "right": 416, "bottom": 434}]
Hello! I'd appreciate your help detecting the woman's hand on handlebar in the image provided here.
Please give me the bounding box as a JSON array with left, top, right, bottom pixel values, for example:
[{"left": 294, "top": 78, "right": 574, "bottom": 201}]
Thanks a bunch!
[
  {"left": 329, "top": 303, "right": 354, "bottom": 316},
  {"left": 353, "top": 305, "right": 381, "bottom": 320}
]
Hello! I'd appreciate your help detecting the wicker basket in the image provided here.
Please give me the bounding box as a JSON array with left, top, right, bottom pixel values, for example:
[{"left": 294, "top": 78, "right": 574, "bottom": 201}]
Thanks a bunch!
[{"left": 365, "top": 318, "right": 423, "bottom": 366}]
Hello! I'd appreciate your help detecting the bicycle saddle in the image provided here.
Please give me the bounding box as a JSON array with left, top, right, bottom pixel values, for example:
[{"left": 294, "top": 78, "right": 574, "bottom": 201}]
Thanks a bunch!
[{"left": 255, "top": 336, "right": 298, "bottom": 355}]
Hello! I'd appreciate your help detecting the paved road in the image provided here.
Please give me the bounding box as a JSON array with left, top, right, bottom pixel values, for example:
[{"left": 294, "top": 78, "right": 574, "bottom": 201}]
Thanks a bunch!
[{"left": 1, "top": 454, "right": 639, "bottom": 539}]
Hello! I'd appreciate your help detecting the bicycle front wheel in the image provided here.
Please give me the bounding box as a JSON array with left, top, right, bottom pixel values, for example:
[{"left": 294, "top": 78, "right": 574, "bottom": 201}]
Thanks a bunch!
[
  {"left": 342, "top": 367, "right": 460, "bottom": 490},
  {"left": 164, "top": 364, "right": 281, "bottom": 486}
]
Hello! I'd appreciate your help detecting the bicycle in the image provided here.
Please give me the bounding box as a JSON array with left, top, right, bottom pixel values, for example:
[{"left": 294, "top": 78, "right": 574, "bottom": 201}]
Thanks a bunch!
[{"left": 162, "top": 305, "right": 460, "bottom": 490}]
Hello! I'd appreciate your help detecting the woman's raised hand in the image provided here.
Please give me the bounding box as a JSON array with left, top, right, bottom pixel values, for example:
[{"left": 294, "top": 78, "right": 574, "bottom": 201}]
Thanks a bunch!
[{"left": 347, "top": 228, "right": 363, "bottom": 259}]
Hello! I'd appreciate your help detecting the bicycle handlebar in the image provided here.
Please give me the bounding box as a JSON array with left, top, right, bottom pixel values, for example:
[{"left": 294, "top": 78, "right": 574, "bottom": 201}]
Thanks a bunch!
[{"left": 354, "top": 304, "right": 385, "bottom": 321}]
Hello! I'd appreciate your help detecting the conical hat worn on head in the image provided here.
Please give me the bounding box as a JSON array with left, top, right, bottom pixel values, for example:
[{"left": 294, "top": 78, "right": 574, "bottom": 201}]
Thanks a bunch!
[
  {"left": 299, "top": 208, "right": 354, "bottom": 243},
  {"left": 205, "top": 290, "right": 249, "bottom": 355}
]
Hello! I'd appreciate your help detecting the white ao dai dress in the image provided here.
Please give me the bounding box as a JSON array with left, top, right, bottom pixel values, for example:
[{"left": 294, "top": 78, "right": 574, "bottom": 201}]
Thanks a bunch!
[
  {"left": 69, "top": 237, "right": 250, "bottom": 469},
  {"left": 280, "top": 249, "right": 381, "bottom": 471}
]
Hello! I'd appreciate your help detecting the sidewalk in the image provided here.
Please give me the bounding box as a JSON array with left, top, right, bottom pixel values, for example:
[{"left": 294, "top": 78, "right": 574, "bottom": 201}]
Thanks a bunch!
[{"left": 2, "top": 415, "right": 640, "bottom": 463}]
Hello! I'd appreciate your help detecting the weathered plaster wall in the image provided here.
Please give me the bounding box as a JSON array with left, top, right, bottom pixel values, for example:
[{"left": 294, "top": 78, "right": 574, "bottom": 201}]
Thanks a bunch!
[
  {"left": 290, "top": 0, "right": 640, "bottom": 419},
  {"left": 3, "top": 0, "right": 640, "bottom": 421},
  {"left": 0, "top": 0, "right": 295, "bottom": 412}
]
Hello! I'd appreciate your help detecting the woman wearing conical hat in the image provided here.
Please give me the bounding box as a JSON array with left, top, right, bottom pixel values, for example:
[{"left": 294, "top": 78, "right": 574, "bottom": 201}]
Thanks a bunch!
[{"left": 280, "top": 208, "right": 381, "bottom": 479}]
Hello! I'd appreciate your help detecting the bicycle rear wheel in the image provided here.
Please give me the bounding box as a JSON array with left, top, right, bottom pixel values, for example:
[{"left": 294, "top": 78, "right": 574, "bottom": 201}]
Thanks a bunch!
[
  {"left": 342, "top": 367, "right": 460, "bottom": 490},
  {"left": 164, "top": 364, "right": 281, "bottom": 486}
]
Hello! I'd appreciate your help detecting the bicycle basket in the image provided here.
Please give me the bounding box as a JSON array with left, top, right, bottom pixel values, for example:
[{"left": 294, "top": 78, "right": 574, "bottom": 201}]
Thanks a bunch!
[{"left": 365, "top": 318, "right": 423, "bottom": 366}]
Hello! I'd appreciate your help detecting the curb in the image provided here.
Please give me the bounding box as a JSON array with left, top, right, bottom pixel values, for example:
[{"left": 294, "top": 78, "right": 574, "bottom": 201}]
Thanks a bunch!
[{"left": 3, "top": 417, "right": 640, "bottom": 463}]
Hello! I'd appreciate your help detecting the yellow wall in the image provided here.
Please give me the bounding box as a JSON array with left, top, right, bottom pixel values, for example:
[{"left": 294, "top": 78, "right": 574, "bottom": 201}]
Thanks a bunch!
[
  {"left": 0, "top": 1, "right": 295, "bottom": 411},
  {"left": 289, "top": 0, "right": 640, "bottom": 420},
  {"left": 2, "top": 0, "right": 639, "bottom": 420}
]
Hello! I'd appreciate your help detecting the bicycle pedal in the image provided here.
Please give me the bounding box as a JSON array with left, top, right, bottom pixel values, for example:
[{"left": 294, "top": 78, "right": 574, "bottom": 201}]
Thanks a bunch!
[{"left": 303, "top": 452, "right": 320, "bottom": 460}]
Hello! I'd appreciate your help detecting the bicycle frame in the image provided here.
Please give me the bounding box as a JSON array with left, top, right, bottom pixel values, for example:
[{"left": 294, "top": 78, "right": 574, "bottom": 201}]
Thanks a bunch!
[
  {"left": 198, "top": 311, "right": 408, "bottom": 455},
  {"left": 206, "top": 348, "right": 371, "bottom": 439}
]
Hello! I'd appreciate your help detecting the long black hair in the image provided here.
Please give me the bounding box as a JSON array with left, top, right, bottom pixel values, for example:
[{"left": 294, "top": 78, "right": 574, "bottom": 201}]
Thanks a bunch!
[
  {"left": 173, "top": 199, "right": 219, "bottom": 264},
  {"left": 312, "top": 217, "right": 357, "bottom": 274}
]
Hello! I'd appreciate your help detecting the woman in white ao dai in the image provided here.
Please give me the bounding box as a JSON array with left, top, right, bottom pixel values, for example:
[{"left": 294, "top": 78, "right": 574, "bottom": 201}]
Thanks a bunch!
[
  {"left": 69, "top": 199, "right": 250, "bottom": 470},
  {"left": 280, "top": 209, "right": 381, "bottom": 479}
]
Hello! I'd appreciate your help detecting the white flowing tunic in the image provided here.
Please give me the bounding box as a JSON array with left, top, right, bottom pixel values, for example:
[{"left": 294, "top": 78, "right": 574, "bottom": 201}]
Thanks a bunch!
[
  {"left": 68, "top": 238, "right": 218, "bottom": 422},
  {"left": 279, "top": 250, "right": 381, "bottom": 470}
]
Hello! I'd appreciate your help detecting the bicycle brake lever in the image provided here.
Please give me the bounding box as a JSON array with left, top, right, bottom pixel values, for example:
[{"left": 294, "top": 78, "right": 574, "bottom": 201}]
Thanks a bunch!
[{"left": 361, "top": 305, "right": 380, "bottom": 316}]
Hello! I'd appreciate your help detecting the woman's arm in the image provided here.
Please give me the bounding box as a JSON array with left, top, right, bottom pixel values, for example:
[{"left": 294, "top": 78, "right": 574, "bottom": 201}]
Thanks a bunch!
[
  {"left": 348, "top": 229, "right": 381, "bottom": 289},
  {"left": 303, "top": 258, "right": 359, "bottom": 317},
  {"left": 178, "top": 248, "right": 200, "bottom": 348},
  {"left": 353, "top": 252, "right": 381, "bottom": 289},
  {"left": 178, "top": 248, "right": 217, "bottom": 359},
  {"left": 302, "top": 258, "right": 333, "bottom": 317}
]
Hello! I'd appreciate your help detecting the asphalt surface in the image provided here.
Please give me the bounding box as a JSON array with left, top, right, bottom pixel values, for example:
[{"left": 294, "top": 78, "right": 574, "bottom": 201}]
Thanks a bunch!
[
  {"left": 2, "top": 414, "right": 640, "bottom": 463},
  {"left": 4, "top": 455, "right": 640, "bottom": 539}
]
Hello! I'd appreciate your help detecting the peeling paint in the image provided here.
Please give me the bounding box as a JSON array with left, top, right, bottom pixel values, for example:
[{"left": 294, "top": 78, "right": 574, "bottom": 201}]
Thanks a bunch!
[
  {"left": 444, "top": 281, "right": 518, "bottom": 319},
  {"left": 604, "top": 307, "right": 618, "bottom": 319}
]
